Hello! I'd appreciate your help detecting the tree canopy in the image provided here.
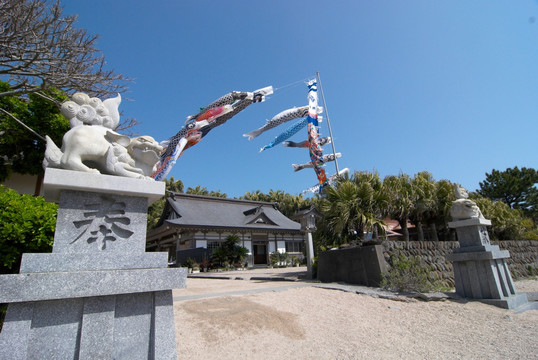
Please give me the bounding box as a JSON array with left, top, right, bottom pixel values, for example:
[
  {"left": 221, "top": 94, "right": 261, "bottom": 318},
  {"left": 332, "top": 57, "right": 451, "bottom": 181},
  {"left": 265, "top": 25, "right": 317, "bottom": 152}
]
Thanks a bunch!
[
  {"left": 313, "top": 168, "right": 537, "bottom": 248},
  {"left": 186, "top": 185, "right": 227, "bottom": 198},
  {"left": 147, "top": 177, "right": 184, "bottom": 230},
  {"left": 0, "top": 0, "right": 128, "bottom": 99},
  {"left": 477, "top": 167, "right": 538, "bottom": 220},
  {"left": 240, "top": 189, "right": 310, "bottom": 218},
  {"left": 0, "top": 0, "right": 134, "bottom": 183},
  {"left": 470, "top": 195, "right": 526, "bottom": 240},
  {"left": 0, "top": 81, "right": 69, "bottom": 182},
  {"left": 319, "top": 171, "right": 386, "bottom": 246}
]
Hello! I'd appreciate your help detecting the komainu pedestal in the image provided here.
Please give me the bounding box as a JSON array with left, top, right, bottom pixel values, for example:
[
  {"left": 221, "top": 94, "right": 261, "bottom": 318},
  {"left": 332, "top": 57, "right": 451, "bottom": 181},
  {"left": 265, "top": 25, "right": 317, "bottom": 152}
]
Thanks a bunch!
[
  {"left": 0, "top": 168, "right": 186, "bottom": 359},
  {"left": 446, "top": 218, "right": 528, "bottom": 309}
]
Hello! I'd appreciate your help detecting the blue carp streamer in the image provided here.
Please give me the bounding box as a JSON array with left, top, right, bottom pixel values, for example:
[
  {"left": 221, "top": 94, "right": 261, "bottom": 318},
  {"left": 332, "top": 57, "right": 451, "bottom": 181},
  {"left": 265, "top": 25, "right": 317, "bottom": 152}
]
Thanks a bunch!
[{"left": 259, "top": 117, "right": 307, "bottom": 152}]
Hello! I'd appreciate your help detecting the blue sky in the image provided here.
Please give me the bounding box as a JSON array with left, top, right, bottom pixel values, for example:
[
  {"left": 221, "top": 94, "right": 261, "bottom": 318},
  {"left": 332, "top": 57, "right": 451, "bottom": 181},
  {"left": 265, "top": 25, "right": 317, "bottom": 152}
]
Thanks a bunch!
[{"left": 62, "top": 1, "right": 538, "bottom": 198}]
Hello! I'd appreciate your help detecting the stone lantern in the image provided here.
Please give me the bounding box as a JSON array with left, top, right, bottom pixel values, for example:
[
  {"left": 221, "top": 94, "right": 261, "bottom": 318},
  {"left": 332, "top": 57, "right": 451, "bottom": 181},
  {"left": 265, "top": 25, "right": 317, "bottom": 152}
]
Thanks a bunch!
[{"left": 292, "top": 205, "right": 323, "bottom": 279}]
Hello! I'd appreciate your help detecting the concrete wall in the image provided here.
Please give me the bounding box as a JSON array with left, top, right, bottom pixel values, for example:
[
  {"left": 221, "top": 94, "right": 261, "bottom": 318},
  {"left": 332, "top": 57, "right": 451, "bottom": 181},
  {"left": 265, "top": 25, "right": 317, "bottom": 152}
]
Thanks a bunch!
[
  {"left": 2, "top": 173, "right": 42, "bottom": 196},
  {"left": 317, "top": 241, "right": 538, "bottom": 289},
  {"left": 318, "top": 245, "right": 388, "bottom": 287}
]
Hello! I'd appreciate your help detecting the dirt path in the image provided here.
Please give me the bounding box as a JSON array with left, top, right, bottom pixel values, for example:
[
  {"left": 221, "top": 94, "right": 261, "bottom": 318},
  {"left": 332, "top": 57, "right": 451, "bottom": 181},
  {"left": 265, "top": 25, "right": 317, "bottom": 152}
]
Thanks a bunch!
[{"left": 173, "top": 273, "right": 538, "bottom": 360}]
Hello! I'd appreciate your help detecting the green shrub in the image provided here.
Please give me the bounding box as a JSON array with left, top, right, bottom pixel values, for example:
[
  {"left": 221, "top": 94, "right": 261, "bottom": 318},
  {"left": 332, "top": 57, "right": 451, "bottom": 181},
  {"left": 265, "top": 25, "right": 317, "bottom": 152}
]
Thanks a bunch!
[
  {"left": 200, "top": 259, "right": 211, "bottom": 271},
  {"left": 270, "top": 251, "right": 289, "bottom": 267},
  {"left": 290, "top": 255, "right": 300, "bottom": 266},
  {"left": 380, "top": 255, "right": 433, "bottom": 293},
  {"left": 521, "top": 218, "right": 538, "bottom": 240},
  {"left": 183, "top": 257, "right": 195, "bottom": 268},
  {"left": 0, "top": 185, "right": 57, "bottom": 274},
  {"left": 311, "top": 256, "right": 318, "bottom": 279},
  {"left": 210, "top": 247, "right": 228, "bottom": 268},
  {"left": 210, "top": 235, "right": 249, "bottom": 269}
]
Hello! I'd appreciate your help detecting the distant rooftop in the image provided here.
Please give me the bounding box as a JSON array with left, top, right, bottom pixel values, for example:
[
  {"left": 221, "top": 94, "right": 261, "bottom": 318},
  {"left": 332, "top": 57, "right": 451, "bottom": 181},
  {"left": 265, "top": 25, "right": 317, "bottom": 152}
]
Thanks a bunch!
[{"left": 161, "top": 193, "right": 302, "bottom": 233}]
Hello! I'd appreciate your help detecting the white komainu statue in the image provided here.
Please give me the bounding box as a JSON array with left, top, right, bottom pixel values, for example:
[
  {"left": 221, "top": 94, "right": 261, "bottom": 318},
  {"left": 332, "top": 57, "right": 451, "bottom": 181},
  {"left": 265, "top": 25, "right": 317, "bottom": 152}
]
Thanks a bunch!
[
  {"left": 449, "top": 185, "right": 484, "bottom": 221},
  {"left": 43, "top": 92, "right": 162, "bottom": 180}
]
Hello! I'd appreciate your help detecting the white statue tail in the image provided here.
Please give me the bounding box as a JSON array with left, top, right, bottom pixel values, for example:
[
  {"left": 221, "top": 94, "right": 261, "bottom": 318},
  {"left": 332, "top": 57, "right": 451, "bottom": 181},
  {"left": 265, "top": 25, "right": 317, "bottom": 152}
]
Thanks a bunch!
[{"left": 43, "top": 135, "right": 63, "bottom": 169}]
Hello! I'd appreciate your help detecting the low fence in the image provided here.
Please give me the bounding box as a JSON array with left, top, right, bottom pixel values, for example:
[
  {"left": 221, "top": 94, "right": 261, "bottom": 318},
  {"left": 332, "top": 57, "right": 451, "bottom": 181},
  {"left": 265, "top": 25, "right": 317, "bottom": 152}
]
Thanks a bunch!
[
  {"left": 381, "top": 240, "right": 538, "bottom": 288},
  {"left": 175, "top": 247, "right": 210, "bottom": 266}
]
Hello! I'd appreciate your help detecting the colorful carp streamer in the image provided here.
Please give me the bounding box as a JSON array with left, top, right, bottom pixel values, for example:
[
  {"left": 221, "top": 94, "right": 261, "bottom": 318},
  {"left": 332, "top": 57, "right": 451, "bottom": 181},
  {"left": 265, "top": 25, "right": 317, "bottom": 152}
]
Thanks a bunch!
[
  {"left": 152, "top": 86, "right": 273, "bottom": 180},
  {"left": 306, "top": 80, "right": 327, "bottom": 187},
  {"left": 282, "top": 136, "right": 331, "bottom": 148},
  {"left": 292, "top": 152, "right": 341, "bottom": 172},
  {"left": 259, "top": 117, "right": 307, "bottom": 152},
  {"left": 302, "top": 168, "right": 350, "bottom": 194},
  {"left": 258, "top": 108, "right": 323, "bottom": 152},
  {"left": 243, "top": 105, "right": 310, "bottom": 140}
]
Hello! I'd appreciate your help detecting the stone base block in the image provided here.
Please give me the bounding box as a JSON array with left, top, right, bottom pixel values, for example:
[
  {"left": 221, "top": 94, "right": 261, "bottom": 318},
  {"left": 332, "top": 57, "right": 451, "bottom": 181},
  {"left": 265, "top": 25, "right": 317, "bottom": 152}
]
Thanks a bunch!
[
  {"left": 19, "top": 252, "right": 169, "bottom": 273},
  {"left": 447, "top": 250, "right": 526, "bottom": 309},
  {"left": 447, "top": 218, "right": 529, "bottom": 310},
  {"left": 479, "top": 293, "right": 529, "bottom": 310},
  {"left": 0, "top": 169, "right": 182, "bottom": 359},
  {"left": 0, "top": 267, "right": 186, "bottom": 303},
  {"left": 43, "top": 168, "right": 165, "bottom": 205},
  {"left": 0, "top": 262, "right": 186, "bottom": 359},
  {"left": 0, "top": 290, "right": 178, "bottom": 360}
]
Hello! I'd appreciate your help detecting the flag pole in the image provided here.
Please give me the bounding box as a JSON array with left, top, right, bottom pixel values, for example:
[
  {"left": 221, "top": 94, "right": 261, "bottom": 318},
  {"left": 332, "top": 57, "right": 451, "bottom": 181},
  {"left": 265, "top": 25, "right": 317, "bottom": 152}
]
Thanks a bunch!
[{"left": 316, "top": 72, "right": 339, "bottom": 174}]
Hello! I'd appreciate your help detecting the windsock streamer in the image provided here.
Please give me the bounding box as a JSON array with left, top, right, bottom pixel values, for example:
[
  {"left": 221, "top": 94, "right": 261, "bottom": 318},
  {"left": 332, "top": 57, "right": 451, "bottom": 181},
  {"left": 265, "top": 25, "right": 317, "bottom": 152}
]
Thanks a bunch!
[
  {"left": 152, "top": 86, "right": 273, "bottom": 180},
  {"left": 259, "top": 117, "right": 308, "bottom": 152},
  {"left": 292, "top": 152, "right": 341, "bottom": 172},
  {"left": 302, "top": 168, "right": 350, "bottom": 194},
  {"left": 152, "top": 137, "right": 188, "bottom": 181},
  {"left": 259, "top": 115, "right": 322, "bottom": 152},
  {"left": 306, "top": 80, "right": 327, "bottom": 186},
  {"left": 243, "top": 105, "right": 322, "bottom": 140},
  {"left": 282, "top": 136, "right": 331, "bottom": 148}
]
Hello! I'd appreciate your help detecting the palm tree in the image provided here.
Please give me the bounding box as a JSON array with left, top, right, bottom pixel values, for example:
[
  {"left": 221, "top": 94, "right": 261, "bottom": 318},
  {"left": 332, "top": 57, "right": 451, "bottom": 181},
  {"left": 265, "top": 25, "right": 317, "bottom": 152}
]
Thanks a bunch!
[
  {"left": 410, "top": 172, "right": 436, "bottom": 241},
  {"left": 268, "top": 189, "right": 310, "bottom": 218},
  {"left": 320, "top": 171, "right": 385, "bottom": 246},
  {"left": 383, "top": 173, "right": 415, "bottom": 245},
  {"left": 240, "top": 190, "right": 270, "bottom": 202},
  {"left": 207, "top": 190, "right": 227, "bottom": 198},
  {"left": 166, "top": 176, "right": 184, "bottom": 193},
  {"left": 186, "top": 185, "right": 210, "bottom": 196},
  {"left": 241, "top": 189, "right": 310, "bottom": 218},
  {"left": 352, "top": 171, "right": 388, "bottom": 239},
  {"left": 210, "top": 235, "right": 249, "bottom": 268},
  {"left": 430, "top": 179, "right": 457, "bottom": 241}
]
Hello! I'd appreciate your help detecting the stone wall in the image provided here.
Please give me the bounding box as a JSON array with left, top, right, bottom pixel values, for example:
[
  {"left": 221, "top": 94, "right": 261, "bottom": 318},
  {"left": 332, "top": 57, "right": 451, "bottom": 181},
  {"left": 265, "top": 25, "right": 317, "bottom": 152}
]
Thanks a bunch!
[
  {"left": 497, "top": 241, "right": 538, "bottom": 279},
  {"left": 381, "top": 241, "right": 459, "bottom": 288},
  {"left": 381, "top": 240, "right": 538, "bottom": 288}
]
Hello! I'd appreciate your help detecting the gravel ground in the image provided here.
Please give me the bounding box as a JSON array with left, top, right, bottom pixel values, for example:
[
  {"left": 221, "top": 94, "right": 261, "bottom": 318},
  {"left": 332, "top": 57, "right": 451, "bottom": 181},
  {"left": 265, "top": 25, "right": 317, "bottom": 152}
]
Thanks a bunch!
[{"left": 173, "top": 271, "right": 538, "bottom": 360}]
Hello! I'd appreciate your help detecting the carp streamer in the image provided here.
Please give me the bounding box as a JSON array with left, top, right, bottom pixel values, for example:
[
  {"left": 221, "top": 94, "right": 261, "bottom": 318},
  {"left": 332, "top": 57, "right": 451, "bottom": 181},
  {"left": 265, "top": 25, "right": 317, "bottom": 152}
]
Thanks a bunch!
[
  {"left": 152, "top": 86, "right": 272, "bottom": 180},
  {"left": 306, "top": 80, "right": 327, "bottom": 187}
]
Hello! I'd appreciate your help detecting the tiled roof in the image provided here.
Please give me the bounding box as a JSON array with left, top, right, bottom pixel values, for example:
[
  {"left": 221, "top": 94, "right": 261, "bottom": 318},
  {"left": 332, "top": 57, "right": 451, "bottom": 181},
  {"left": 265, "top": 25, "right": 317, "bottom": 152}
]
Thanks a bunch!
[{"left": 163, "top": 193, "right": 302, "bottom": 233}]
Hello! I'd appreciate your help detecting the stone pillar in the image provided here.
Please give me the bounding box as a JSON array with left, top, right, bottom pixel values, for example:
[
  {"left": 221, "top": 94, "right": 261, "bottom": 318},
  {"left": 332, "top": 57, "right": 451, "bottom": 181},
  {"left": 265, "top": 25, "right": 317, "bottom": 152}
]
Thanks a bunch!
[
  {"left": 0, "top": 168, "right": 186, "bottom": 359},
  {"left": 446, "top": 218, "right": 527, "bottom": 309},
  {"left": 292, "top": 205, "right": 323, "bottom": 280},
  {"left": 305, "top": 232, "right": 315, "bottom": 277}
]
